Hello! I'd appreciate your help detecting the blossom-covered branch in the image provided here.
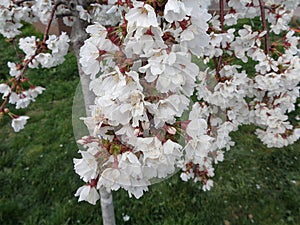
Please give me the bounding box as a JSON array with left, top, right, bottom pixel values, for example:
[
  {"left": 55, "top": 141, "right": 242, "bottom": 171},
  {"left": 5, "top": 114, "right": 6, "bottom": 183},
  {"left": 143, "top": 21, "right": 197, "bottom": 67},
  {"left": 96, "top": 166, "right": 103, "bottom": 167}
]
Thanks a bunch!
[
  {"left": 0, "top": 0, "right": 70, "bottom": 131},
  {"left": 0, "top": 0, "right": 299, "bottom": 207}
]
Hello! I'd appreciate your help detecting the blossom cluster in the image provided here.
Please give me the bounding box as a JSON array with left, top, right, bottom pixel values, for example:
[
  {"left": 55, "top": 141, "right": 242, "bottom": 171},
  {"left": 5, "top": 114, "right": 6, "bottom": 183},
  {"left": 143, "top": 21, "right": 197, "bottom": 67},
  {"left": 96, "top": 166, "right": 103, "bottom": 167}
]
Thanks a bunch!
[
  {"left": 73, "top": 0, "right": 300, "bottom": 204},
  {"left": 0, "top": 0, "right": 299, "bottom": 205},
  {"left": 0, "top": 1, "right": 70, "bottom": 133},
  {"left": 0, "top": 31, "right": 69, "bottom": 131}
]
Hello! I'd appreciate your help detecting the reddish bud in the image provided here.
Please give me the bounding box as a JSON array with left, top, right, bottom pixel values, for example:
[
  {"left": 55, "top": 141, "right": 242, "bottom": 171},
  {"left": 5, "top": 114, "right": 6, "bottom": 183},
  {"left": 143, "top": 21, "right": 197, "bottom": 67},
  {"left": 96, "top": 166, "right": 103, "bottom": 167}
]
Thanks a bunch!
[
  {"left": 166, "top": 126, "right": 176, "bottom": 135},
  {"left": 145, "top": 29, "right": 154, "bottom": 36},
  {"left": 179, "top": 20, "right": 189, "bottom": 30},
  {"left": 90, "top": 178, "right": 98, "bottom": 187},
  {"left": 99, "top": 50, "right": 107, "bottom": 56}
]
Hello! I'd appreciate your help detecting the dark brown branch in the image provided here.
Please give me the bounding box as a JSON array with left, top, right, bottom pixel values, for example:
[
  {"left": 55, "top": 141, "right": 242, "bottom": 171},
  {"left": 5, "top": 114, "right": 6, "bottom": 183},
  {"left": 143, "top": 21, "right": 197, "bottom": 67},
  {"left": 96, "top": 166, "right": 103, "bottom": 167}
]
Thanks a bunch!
[
  {"left": 0, "top": 94, "right": 12, "bottom": 113},
  {"left": 42, "top": 1, "right": 64, "bottom": 43},
  {"left": 258, "top": 0, "right": 270, "bottom": 55},
  {"left": 216, "top": 0, "right": 225, "bottom": 77},
  {"left": 56, "top": 13, "right": 74, "bottom": 18},
  {"left": 219, "top": 0, "right": 225, "bottom": 31},
  {"left": 13, "top": 0, "right": 34, "bottom": 6}
]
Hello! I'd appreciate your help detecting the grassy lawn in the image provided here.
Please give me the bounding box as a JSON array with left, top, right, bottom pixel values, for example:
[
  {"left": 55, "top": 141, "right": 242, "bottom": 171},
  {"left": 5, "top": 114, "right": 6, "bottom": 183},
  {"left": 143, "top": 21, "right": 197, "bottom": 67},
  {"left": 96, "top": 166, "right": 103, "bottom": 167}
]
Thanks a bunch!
[{"left": 0, "top": 25, "right": 300, "bottom": 225}]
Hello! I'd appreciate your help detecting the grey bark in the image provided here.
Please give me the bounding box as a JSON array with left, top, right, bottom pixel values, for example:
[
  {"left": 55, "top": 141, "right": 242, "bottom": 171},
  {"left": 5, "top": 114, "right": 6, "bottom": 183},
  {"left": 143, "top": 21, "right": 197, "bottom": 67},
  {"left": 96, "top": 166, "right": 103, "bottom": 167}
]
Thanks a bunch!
[{"left": 70, "top": 5, "right": 116, "bottom": 225}]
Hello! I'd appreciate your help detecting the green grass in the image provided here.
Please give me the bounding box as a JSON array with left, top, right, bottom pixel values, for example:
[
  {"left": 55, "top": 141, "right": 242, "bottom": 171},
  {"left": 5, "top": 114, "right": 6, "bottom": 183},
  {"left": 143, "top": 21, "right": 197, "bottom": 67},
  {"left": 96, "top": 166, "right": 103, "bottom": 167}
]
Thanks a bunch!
[{"left": 0, "top": 26, "right": 300, "bottom": 225}]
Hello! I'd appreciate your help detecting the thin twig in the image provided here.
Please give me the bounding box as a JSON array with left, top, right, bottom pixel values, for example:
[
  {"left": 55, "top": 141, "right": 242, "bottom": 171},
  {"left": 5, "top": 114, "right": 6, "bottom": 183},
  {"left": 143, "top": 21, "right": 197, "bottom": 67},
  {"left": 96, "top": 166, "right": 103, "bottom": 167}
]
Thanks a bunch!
[
  {"left": 42, "top": 0, "right": 63, "bottom": 43},
  {"left": 1, "top": 96, "right": 10, "bottom": 113},
  {"left": 1, "top": 1, "right": 63, "bottom": 113},
  {"left": 216, "top": 0, "right": 225, "bottom": 78},
  {"left": 258, "top": 0, "right": 270, "bottom": 55},
  {"left": 0, "top": 50, "right": 41, "bottom": 112},
  {"left": 56, "top": 12, "right": 74, "bottom": 18},
  {"left": 13, "top": 0, "right": 34, "bottom": 6},
  {"left": 219, "top": 0, "right": 224, "bottom": 31}
]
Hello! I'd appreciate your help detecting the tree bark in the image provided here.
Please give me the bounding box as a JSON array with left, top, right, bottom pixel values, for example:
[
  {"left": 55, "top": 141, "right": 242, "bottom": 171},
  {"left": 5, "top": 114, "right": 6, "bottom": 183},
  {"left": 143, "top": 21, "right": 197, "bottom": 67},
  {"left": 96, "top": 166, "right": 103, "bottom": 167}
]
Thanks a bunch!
[{"left": 71, "top": 9, "right": 116, "bottom": 225}]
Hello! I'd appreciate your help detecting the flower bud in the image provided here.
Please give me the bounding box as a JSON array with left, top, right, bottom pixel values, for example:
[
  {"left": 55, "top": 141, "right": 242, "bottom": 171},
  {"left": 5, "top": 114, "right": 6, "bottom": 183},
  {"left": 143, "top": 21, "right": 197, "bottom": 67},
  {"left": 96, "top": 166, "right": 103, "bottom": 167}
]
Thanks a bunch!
[
  {"left": 109, "top": 144, "right": 121, "bottom": 155},
  {"left": 166, "top": 126, "right": 176, "bottom": 135}
]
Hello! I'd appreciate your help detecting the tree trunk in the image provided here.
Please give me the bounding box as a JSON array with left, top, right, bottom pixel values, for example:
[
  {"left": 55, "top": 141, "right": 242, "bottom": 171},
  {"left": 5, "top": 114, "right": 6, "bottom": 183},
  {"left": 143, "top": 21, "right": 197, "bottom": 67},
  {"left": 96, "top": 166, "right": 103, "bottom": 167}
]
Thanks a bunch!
[{"left": 71, "top": 12, "right": 116, "bottom": 225}]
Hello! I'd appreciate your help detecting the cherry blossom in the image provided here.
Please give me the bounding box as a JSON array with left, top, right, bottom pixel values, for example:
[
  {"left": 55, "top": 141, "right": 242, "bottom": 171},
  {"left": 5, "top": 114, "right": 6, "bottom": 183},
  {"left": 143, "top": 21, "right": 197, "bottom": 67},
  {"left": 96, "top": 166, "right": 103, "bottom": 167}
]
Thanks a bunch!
[
  {"left": 125, "top": 1, "right": 158, "bottom": 29},
  {"left": 74, "top": 184, "right": 100, "bottom": 205},
  {"left": 0, "top": 84, "right": 11, "bottom": 98},
  {"left": 11, "top": 116, "right": 30, "bottom": 132},
  {"left": 0, "top": 0, "right": 299, "bottom": 207}
]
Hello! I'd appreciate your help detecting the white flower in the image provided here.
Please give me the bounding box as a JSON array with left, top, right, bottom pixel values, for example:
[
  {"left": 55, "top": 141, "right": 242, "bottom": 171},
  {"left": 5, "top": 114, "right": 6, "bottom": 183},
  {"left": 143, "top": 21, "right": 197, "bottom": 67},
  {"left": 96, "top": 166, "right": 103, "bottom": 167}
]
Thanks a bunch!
[
  {"left": 180, "top": 172, "right": 191, "bottom": 182},
  {"left": 214, "top": 151, "right": 224, "bottom": 163},
  {"left": 15, "top": 91, "right": 32, "bottom": 109},
  {"left": 19, "top": 36, "right": 37, "bottom": 60},
  {"left": 31, "top": 0, "right": 53, "bottom": 24},
  {"left": 224, "top": 13, "right": 238, "bottom": 26},
  {"left": 135, "top": 137, "right": 182, "bottom": 179},
  {"left": 186, "top": 119, "right": 207, "bottom": 139},
  {"left": 85, "top": 22, "right": 107, "bottom": 37},
  {"left": 118, "top": 152, "right": 142, "bottom": 179},
  {"left": 11, "top": 116, "right": 29, "bottom": 132},
  {"left": 98, "top": 167, "right": 129, "bottom": 191},
  {"left": 0, "top": 83, "right": 11, "bottom": 98},
  {"left": 44, "top": 32, "right": 70, "bottom": 67},
  {"left": 75, "top": 185, "right": 100, "bottom": 205},
  {"left": 76, "top": 5, "right": 91, "bottom": 22},
  {"left": 73, "top": 148, "right": 99, "bottom": 182},
  {"left": 123, "top": 214, "right": 130, "bottom": 222},
  {"left": 7, "top": 62, "right": 21, "bottom": 77},
  {"left": 255, "top": 56, "right": 278, "bottom": 74},
  {"left": 79, "top": 29, "right": 118, "bottom": 78},
  {"left": 125, "top": 2, "right": 158, "bottom": 30},
  {"left": 124, "top": 26, "right": 166, "bottom": 57},
  {"left": 164, "top": 0, "right": 191, "bottom": 23},
  {"left": 147, "top": 94, "right": 190, "bottom": 128},
  {"left": 8, "top": 91, "right": 33, "bottom": 109},
  {"left": 28, "top": 86, "right": 45, "bottom": 98},
  {"left": 202, "top": 179, "right": 213, "bottom": 191},
  {"left": 178, "top": 3, "right": 211, "bottom": 56}
]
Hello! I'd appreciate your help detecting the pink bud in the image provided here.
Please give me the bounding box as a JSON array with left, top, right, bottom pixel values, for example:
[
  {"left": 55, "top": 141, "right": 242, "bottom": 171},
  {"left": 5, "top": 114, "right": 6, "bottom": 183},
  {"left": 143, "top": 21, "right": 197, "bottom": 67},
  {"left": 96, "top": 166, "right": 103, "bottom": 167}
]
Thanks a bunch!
[
  {"left": 166, "top": 126, "right": 176, "bottom": 135},
  {"left": 134, "top": 128, "right": 140, "bottom": 136}
]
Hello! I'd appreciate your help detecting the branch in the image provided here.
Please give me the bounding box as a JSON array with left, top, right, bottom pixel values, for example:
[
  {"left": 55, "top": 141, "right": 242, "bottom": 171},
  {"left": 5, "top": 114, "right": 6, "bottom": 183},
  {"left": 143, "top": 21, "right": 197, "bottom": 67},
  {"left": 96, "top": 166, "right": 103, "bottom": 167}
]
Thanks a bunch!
[
  {"left": 13, "top": 0, "right": 34, "bottom": 6},
  {"left": 56, "top": 13, "right": 74, "bottom": 18},
  {"left": 0, "top": 90, "right": 14, "bottom": 113},
  {"left": 1, "top": 0, "right": 64, "bottom": 113},
  {"left": 258, "top": 0, "right": 270, "bottom": 55},
  {"left": 219, "top": 0, "right": 224, "bottom": 31},
  {"left": 0, "top": 46, "right": 43, "bottom": 113},
  {"left": 216, "top": 0, "right": 225, "bottom": 78},
  {"left": 42, "top": 0, "right": 65, "bottom": 43}
]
